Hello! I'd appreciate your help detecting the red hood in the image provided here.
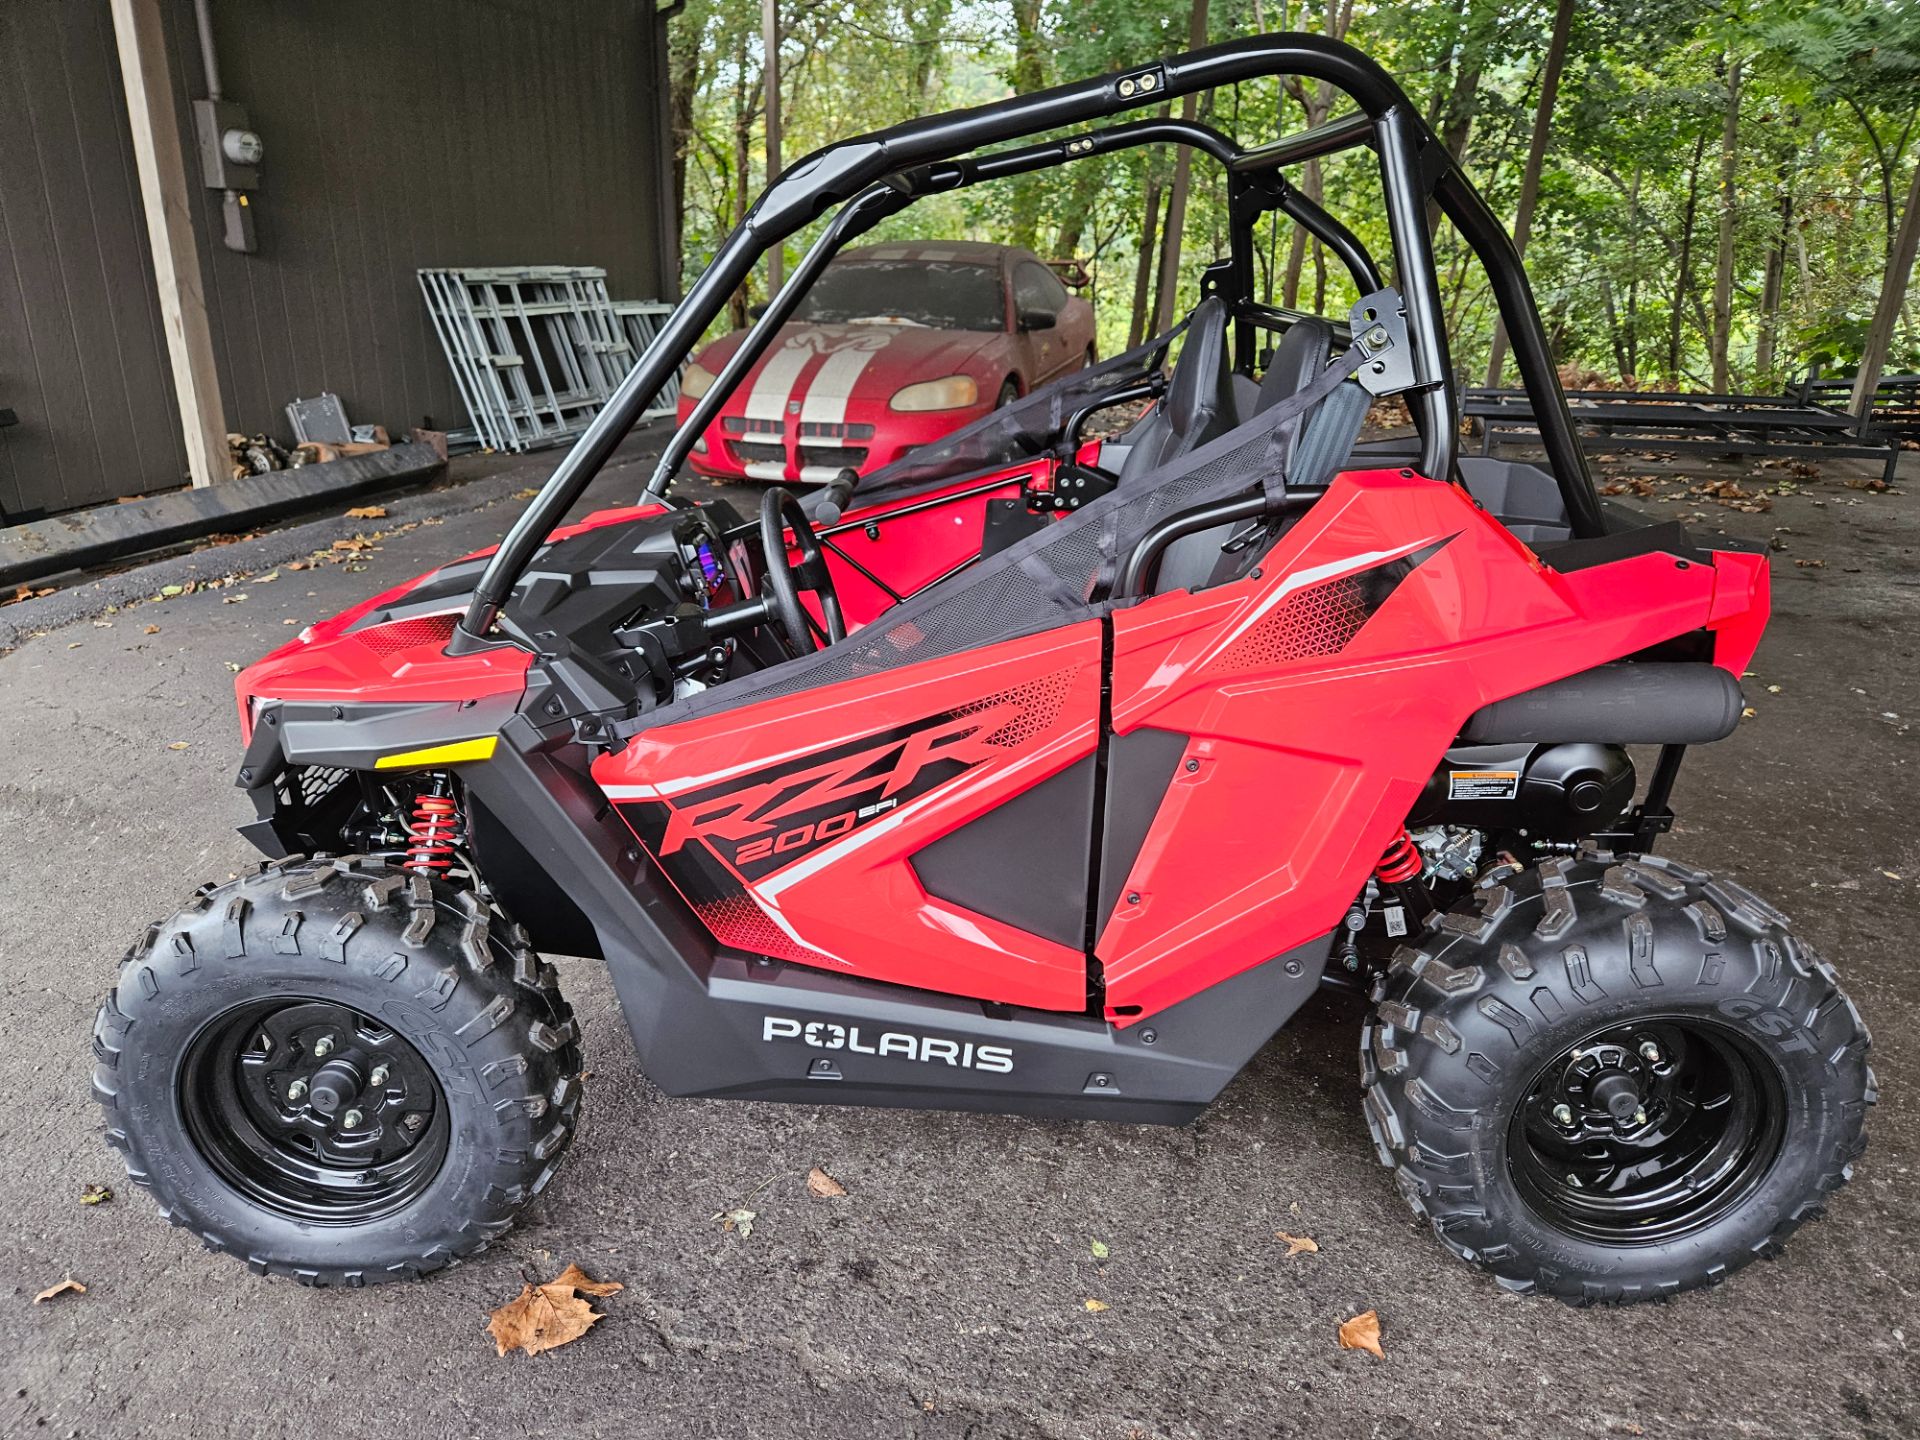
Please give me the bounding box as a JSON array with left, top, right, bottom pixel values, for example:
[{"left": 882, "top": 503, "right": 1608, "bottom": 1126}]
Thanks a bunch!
[{"left": 694, "top": 322, "right": 1004, "bottom": 417}]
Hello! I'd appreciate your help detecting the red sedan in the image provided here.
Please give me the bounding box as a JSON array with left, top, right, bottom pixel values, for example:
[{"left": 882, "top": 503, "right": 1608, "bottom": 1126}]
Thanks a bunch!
[{"left": 677, "top": 240, "right": 1096, "bottom": 483}]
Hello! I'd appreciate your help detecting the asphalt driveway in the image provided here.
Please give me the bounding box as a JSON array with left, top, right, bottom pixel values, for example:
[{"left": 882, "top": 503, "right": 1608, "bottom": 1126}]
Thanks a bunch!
[{"left": 1, "top": 434, "right": 1915, "bottom": 1438}]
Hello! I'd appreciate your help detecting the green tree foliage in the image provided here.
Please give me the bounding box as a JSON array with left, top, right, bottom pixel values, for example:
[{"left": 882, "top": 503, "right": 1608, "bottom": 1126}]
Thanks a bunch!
[{"left": 670, "top": 0, "right": 1920, "bottom": 385}]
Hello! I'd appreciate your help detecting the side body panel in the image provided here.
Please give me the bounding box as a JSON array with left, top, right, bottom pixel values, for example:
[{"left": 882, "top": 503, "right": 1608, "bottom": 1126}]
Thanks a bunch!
[
  {"left": 593, "top": 622, "right": 1104, "bottom": 1012},
  {"left": 1095, "top": 469, "right": 1742, "bottom": 1019}
]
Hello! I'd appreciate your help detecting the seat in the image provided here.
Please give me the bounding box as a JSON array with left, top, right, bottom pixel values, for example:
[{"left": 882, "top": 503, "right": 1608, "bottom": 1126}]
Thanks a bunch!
[
  {"left": 1149, "top": 315, "right": 1371, "bottom": 594},
  {"left": 1110, "top": 296, "right": 1237, "bottom": 484}
]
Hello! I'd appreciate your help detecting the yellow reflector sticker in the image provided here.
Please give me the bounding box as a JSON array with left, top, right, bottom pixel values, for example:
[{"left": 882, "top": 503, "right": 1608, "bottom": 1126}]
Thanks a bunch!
[{"left": 373, "top": 736, "right": 498, "bottom": 770}]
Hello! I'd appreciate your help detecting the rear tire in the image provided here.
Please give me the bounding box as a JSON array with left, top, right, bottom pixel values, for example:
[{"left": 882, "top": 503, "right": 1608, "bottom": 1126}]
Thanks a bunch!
[
  {"left": 92, "top": 856, "right": 583, "bottom": 1286},
  {"left": 1361, "top": 852, "right": 1873, "bottom": 1304},
  {"left": 995, "top": 378, "right": 1020, "bottom": 408}
]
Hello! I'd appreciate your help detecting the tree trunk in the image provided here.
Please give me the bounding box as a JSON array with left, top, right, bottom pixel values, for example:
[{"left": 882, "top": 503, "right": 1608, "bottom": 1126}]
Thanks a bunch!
[
  {"left": 1709, "top": 57, "right": 1743, "bottom": 393},
  {"left": 1756, "top": 180, "right": 1791, "bottom": 383},
  {"left": 1667, "top": 132, "right": 1708, "bottom": 384},
  {"left": 1051, "top": 163, "right": 1103, "bottom": 261},
  {"left": 1129, "top": 180, "right": 1165, "bottom": 350},
  {"left": 1277, "top": 0, "right": 1353, "bottom": 309},
  {"left": 1152, "top": 0, "right": 1210, "bottom": 335},
  {"left": 1006, "top": 0, "right": 1048, "bottom": 252},
  {"left": 1484, "top": 0, "right": 1574, "bottom": 386},
  {"left": 1624, "top": 164, "right": 1642, "bottom": 378},
  {"left": 1601, "top": 277, "right": 1629, "bottom": 379},
  {"left": 1850, "top": 153, "right": 1920, "bottom": 424},
  {"left": 762, "top": 0, "right": 783, "bottom": 294},
  {"left": 668, "top": 13, "right": 702, "bottom": 293},
  {"left": 730, "top": 28, "right": 756, "bottom": 329}
]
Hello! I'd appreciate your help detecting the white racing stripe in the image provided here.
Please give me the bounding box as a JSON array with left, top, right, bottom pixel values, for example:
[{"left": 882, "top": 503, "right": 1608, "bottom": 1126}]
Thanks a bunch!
[
  {"left": 744, "top": 461, "right": 787, "bottom": 480},
  {"left": 799, "top": 346, "right": 878, "bottom": 425},
  {"left": 744, "top": 340, "right": 813, "bottom": 422}
]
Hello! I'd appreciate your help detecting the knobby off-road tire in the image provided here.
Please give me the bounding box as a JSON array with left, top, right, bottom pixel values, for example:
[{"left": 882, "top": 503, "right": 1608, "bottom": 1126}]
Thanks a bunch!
[
  {"left": 1361, "top": 852, "right": 1874, "bottom": 1304},
  {"left": 92, "top": 856, "right": 583, "bottom": 1286}
]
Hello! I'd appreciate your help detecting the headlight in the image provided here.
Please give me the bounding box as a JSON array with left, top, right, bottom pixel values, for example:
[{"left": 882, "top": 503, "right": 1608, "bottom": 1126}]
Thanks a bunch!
[
  {"left": 680, "top": 361, "right": 718, "bottom": 401},
  {"left": 889, "top": 375, "right": 979, "bottom": 412}
]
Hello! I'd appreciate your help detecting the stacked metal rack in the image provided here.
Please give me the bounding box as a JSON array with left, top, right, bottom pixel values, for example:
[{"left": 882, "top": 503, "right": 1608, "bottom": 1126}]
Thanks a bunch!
[{"left": 419, "top": 266, "right": 680, "bottom": 453}]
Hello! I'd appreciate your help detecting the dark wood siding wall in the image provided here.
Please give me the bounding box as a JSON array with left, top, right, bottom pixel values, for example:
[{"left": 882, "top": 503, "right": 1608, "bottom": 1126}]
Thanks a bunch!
[
  {"left": 0, "top": 0, "right": 670, "bottom": 523},
  {"left": 0, "top": 1, "right": 184, "bottom": 520},
  {"left": 173, "top": 0, "right": 671, "bottom": 446}
]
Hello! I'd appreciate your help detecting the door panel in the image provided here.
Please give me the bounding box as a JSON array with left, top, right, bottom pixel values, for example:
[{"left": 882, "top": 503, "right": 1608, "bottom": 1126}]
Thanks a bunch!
[
  {"left": 597, "top": 621, "right": 1103, "bottom": 1011},
  {"left": 1096, "top": 469, "right": 1723, "bottom": 1021}
]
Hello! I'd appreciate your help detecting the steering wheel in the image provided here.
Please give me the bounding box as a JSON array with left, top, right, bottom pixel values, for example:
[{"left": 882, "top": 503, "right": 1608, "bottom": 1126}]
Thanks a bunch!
[{"left": 757, "top": 487, "right": 846, "bottom": 655}]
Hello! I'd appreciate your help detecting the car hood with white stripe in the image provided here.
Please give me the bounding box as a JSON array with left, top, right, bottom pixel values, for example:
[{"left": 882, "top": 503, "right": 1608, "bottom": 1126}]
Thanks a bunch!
[{"left": 694, "top": 322, "right": 1007, "bottom": 423}]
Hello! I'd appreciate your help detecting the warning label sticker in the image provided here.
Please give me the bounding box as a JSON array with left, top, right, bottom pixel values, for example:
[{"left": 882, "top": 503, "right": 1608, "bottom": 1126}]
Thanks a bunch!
[{"left": 1448, "top": 769, "right": 1521, "bottom": 801}]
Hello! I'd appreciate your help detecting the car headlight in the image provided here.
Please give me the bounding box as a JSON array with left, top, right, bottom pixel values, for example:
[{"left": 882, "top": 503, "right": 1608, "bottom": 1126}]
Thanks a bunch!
[
  {"left": 681, "top": 361, "right": 718, "bottom": 401},
  {"left": 889, "top": 375, "right": 979, "bottom": 412}
]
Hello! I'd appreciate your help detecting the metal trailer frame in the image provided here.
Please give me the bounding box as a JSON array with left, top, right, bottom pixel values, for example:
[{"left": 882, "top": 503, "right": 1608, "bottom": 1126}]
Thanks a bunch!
[
  {"left": 457, "top": 31, "right": 1608, "bottom": 644},
  {"left": 1465, "top": 386, "right": 1903, "bottom": 486}
]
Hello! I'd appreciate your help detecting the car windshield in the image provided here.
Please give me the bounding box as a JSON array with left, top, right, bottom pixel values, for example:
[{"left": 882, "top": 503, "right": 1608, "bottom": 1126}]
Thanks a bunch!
[{"left": 793, "top": 259, "right": 1004, "bottom": 332}]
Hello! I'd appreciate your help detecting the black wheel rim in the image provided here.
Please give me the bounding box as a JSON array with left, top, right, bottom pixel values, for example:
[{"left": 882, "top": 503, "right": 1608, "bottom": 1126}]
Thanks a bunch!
[
  {"left": 1507, "top": 1017, "right": 1787, "bottom": 1245},
  {"left": 180, "top": 999, "right": 449, "bottom": 1224}
]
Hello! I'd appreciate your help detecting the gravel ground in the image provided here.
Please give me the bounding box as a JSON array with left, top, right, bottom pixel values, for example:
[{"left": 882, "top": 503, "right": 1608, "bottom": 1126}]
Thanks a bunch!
[{"left": 0, "top": 434, "right": 1915, "bottom": 1439}]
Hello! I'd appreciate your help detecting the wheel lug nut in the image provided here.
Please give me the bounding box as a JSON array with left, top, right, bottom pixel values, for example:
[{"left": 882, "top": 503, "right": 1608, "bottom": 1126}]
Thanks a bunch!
[
  {"left": 341, "top": 1108, "right": 364, "bottom": 1129},
  {"left": 313, "top": 1035, "right": 335, "bottom": 1058},
  {"left": 368, "top": 1065, "right": 389, "bottom": 1087},
  {"left": 1639, "top": 1041, "right": 1661, "bottom": 1064},
  {"left": 1552, "top": 1103, "right": 1574, "bottom": 1126},
  {"left": 403, "top": 1113, "right": 424, "bottom": 1131},
  {"left": 287, "top": 1079, "right": 308, "bottom": 1102}
]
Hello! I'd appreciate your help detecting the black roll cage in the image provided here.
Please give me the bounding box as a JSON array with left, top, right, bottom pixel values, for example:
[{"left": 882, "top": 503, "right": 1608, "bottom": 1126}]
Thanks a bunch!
[{"left": 458, "top": 31, "right": 1605, "bottom": 644}]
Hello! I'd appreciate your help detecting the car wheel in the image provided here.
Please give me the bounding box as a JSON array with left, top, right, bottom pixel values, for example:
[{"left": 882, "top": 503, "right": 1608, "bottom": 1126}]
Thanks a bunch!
[{"left": 995, "top": 379, "right": 1020, "bottom": 409}]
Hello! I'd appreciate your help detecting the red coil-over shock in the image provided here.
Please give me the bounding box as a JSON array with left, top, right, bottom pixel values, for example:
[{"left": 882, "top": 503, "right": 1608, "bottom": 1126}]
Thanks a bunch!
[
  {"left": 1374, "top": 828, "right": 1425, "bottom": 885},
  {"left": 404, "top": 778, "right": 461, "bottom": 877},
  {"left": 1373, "top": 826, "right": 1433, "bottom": 928}
]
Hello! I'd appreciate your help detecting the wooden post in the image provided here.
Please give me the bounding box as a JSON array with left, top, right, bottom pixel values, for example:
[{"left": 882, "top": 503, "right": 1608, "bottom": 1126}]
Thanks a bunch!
[
  {"left": 762, "top": 0, "right": 783, "bottom": 295},
  {"left": 110, "top": 0, "right": 227, "bottom": 489},
  {"left": 1851, "top": 157, "right": 1920, "bottom": 429}
]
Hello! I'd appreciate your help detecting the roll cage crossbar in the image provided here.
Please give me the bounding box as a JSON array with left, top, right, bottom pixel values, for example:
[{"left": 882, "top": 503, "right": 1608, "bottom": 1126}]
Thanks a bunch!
[{"left": 457, "top": 31, "right": 1605, "bottom": 645}]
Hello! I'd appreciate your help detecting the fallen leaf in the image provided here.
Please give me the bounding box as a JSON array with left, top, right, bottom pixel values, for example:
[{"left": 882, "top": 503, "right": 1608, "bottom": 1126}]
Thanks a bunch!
[
  {"left": 143, "top": 624, "right": 161, "bottom": 635},
  {"left": 485, "top": 1263, "right": 622, "bottom": 1357},
  {"left": 715, "top": 1206, "right": 757, "bottom": 1238},
  {"left": 79, "top": 1184, "right": 112, "bottom": 1205},
  {"left": 1338, "top": 1309, "right": 1384, "bottom": 1358},
  {"left": 255, "top": 570, "right": 279, "bottom": 584},
  {"left": 1766, "top": 685, "right": 1782, "bottom": 694},
  {"left": 346, "top": 505, "right": 389, "bottom": 519},
  {"left": 1083, "top": 1298, "right": 1109, "bottom": 1312},
  {"left": 225, "top": 662, "right": 242, "bottom": 672},
  {"left": 160, "top": 584, "right": 183, "bottom": 596},
  {"left": 167, "top": 741, "right": 190, "bottom": 751},
  {"left": 1276, "top": 1231, "right": 1319, "bottom": 1257},
  {"left": 286, "top": 560, "right": 309, "bottom": 571},
  {"left": 806, "top": 1167, "right": 847, "bottom": 1199},
  {"left": 332, "top": 536, "right": 372, "bottom": 552},
  {"left": 547, "top": 1262, "right": 622, "bottom": 1299},
  {"left": 1090, "top": 1239, "right": 1110, "bottom": 1260},
  {"left": 33, "top": 1278, "right": 86, "bottom": 1304},
  {"left": 1883, "top": 870, "right": 1904, "bottom": 881}
]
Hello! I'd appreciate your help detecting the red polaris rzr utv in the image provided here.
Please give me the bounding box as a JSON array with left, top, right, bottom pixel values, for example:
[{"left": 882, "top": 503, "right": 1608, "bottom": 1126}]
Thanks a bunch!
[{"left": 95, "top": 33, "right": 1872, "bottom": 1303}]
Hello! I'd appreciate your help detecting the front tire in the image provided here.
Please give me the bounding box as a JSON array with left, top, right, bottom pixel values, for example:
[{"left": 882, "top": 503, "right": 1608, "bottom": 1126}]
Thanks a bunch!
[
  {"left": 92, "top": 856, "right": 583, "bottom": 1286},
  {"left": 1362, "top": 853, "right": 1873, "bottom": 1304}
]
